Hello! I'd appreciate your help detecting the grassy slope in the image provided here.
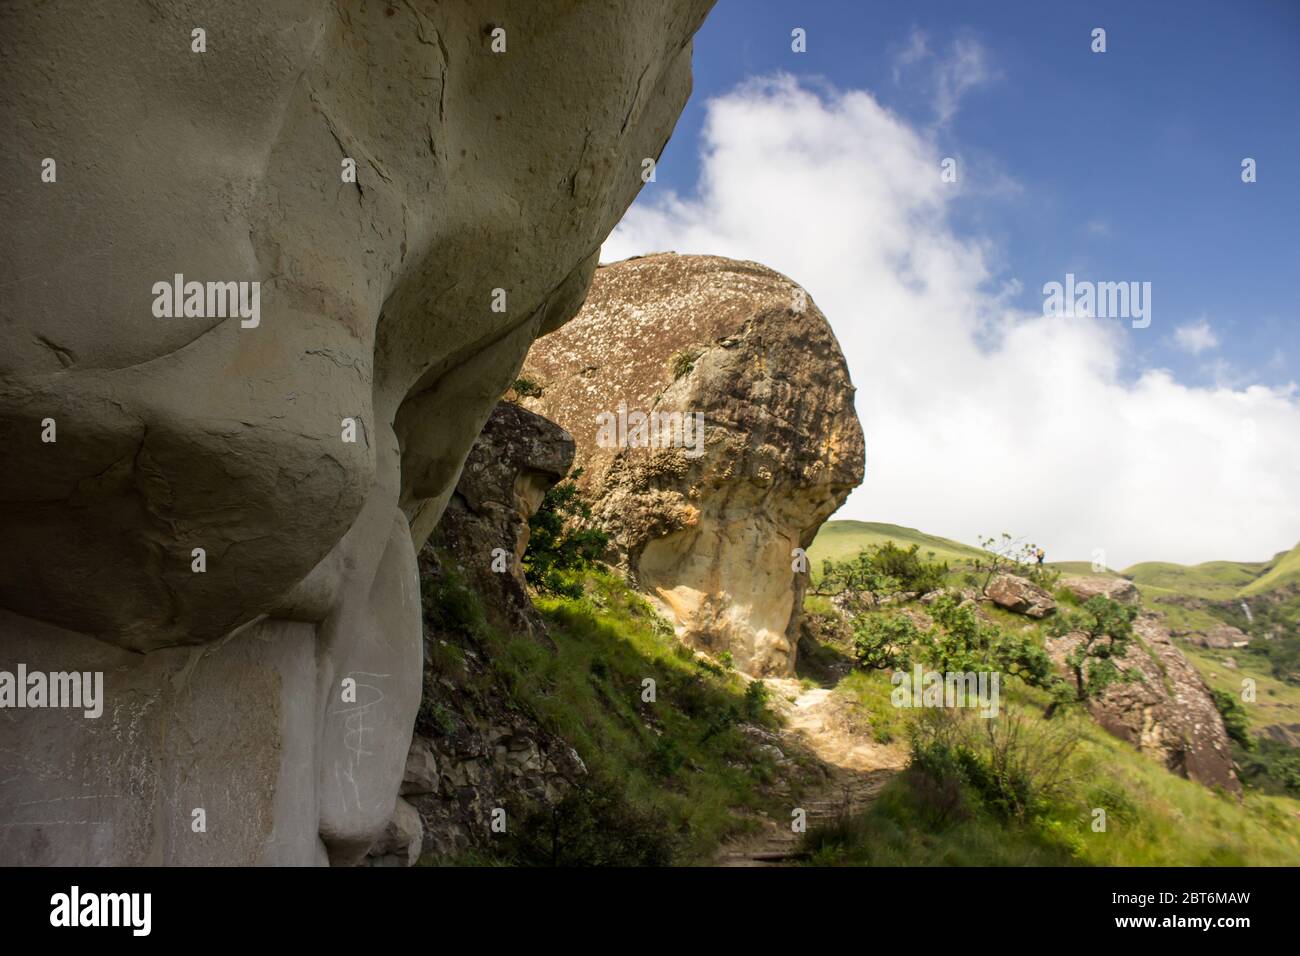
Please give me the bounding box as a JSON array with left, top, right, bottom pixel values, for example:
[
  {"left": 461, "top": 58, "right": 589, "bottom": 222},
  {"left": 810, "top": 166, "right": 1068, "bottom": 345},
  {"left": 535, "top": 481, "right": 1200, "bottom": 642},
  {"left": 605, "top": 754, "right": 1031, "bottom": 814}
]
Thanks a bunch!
[
  {"left": 809, "top": 520, "right": 987, "bottom": 567},
  {"left": 1242, "top": 542, "right": 1300, "bottom": 596},
  {"left": 1122, "top": 559, "right": 1271, "bottom": 602},
  {"left": 808, "top": 630, "right": 1300, "bottom": 865},
  {"left": 814, "top": 520, "right": 1298, "bottom": 601},
  {"left": 427, "top": 565, "right": 795, "bottom": 864}
]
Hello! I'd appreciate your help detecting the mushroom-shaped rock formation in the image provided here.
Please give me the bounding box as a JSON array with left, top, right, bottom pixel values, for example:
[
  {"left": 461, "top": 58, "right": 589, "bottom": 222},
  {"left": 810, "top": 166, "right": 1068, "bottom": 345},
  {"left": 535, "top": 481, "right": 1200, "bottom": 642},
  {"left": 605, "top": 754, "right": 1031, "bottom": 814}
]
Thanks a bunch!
[{"left": 522, "top": 253, "right": 864, "bottom": 676}]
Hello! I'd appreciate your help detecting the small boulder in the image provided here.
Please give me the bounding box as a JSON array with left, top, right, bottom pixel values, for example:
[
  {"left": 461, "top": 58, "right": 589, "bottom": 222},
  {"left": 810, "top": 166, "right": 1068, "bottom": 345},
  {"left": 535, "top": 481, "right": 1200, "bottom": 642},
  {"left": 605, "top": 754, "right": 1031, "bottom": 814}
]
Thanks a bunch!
[
  {"left": 1187, "top": 623, "right": 1251, "bottom": 649},
  {"left": 366, "top": 797, "right": 423, "bottom": 867},
  {"left": 1060, "top": 575, "right": 1141, "bottom": 606},
  {"left": 986, "top": 574, "right": 1056, "bottom": 618},
  {"left": 401, "top": 740, "right": 439, "bottom": 796}
]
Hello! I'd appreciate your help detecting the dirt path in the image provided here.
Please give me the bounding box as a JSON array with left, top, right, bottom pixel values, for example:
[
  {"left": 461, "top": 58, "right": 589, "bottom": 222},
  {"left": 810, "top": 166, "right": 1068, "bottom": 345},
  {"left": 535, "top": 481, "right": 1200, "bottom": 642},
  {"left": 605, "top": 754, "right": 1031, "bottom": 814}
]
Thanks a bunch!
[{"left": 714, "top": 678, "right": 907, "bottom": 866}]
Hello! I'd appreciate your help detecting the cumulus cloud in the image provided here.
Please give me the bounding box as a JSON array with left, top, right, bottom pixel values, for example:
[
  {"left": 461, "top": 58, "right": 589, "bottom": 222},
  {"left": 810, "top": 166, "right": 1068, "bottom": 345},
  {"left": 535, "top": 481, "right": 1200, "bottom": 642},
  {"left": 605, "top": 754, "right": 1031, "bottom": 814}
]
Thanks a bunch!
[
  {"left": 602, "top": 74, "right": 1300, "bottom": 568},
  {"left": 1174, "top": 319, "right": 1221, "bottom": 355}
]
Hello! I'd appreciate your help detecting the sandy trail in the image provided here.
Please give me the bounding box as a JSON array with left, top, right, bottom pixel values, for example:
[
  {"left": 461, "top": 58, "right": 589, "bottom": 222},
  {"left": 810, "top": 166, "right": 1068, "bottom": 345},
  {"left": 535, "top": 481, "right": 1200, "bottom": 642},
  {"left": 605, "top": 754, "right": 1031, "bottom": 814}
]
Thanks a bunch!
[{"left": 714, "top": 678, "right": 906, "bottom": 866}]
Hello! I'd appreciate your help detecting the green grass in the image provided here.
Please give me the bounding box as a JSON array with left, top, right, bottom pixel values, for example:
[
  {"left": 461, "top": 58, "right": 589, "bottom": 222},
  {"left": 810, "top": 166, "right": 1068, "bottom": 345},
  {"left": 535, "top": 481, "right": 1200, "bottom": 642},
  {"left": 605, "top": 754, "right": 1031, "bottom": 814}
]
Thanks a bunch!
[
  {"left": 1242, "top": 542, "right": 1300, "bottom": 597},
  {"left": 1180, "top": 642, "right": 1300, "bottom": 733},
  {"left": 1121, "top": 559, "right": 1271, "bottom": 602},
  {"left": 454, "top": 569, "right": 789, "bottom": 863},
  {"left": 809, "top": 520, "right": 987, "bottom": 568}
]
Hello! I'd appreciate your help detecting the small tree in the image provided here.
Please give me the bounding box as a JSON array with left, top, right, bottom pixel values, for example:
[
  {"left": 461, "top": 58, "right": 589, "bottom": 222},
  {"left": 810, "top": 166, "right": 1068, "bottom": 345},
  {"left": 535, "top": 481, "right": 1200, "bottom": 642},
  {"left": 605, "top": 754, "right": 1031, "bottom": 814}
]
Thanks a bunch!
[
  {"left": 1045, "top": 596, "right": 1140, "bottom": 716},
  {"left": 973, "top": 532, "right": 1058, "bottom": 591},
  {"left": 523, "top": 469, "right": 609, "bottom": 598}
]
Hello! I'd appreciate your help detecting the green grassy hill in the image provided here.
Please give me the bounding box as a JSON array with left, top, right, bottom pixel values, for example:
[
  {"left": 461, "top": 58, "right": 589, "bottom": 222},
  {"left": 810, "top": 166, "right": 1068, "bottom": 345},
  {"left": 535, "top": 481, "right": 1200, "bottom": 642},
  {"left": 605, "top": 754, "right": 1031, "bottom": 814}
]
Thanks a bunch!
[
  {"left": 1241, "top": 543, "right": 1300, "bottom": 597},
  {"left": 812, "top": 519, "right": 1298, "bottom": 602},
  {"left": 1121, "top": 558, "right": 1273, "bottom": 602},
  {"left": 808, "top": 520, "right": 987, "bottom": 568}
]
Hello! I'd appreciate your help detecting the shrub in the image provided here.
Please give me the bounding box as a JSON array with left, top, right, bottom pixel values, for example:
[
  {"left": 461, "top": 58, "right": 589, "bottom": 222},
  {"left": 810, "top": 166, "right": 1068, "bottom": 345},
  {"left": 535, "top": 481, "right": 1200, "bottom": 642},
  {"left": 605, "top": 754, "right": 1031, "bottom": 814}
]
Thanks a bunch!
[
  {"left": 851, "top": 595, "right": 1057, "bottom": 696},
  {"left": 509, "top": 376, "right": 544, "bottom": 398},
  {"left": 816, "top": 540, "right": 947, "bottom": 604},
  {"left": 852, "top": 613, "right": 922, "bottom": 670},
  {"left": 669, "top": 347, "right": 703, "bottom": 379},
  {"left": 501, "top": 777, "right": 677, "bottom": 866},
  {"left": 742, "top": 679, "right": 769, "bottom": 721},
  {"left": 1211, "top": 688, "right": 1253, "bottom": 750},
  {"left": 907, "top": 707, "right": 1080, "bottom": 823},
  {"left": 523, "top": 468, "right": 609, "bottom": 597},
  {"left": 974, "top": 532, "right": 1059, "bottom": 591}
]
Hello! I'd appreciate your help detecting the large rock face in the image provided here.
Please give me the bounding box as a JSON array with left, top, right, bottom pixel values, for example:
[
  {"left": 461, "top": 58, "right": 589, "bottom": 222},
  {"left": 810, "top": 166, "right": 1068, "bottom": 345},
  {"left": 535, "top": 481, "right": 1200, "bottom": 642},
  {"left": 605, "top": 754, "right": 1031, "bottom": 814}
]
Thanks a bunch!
[
  {"left": 522, "top": 254, "right": 864, "bottom": 676},
  {"left": 0, "top": 0, "right": 712, "bottom": 865},
  {"left": 403, "top": 402, "right": 585, "bottom": 862},
  {"left": 1049, "top": 613, "right": 1241, "bottom": 793},
  {"left": 427, "top": 402, "right": 575, "bottom": 640}
]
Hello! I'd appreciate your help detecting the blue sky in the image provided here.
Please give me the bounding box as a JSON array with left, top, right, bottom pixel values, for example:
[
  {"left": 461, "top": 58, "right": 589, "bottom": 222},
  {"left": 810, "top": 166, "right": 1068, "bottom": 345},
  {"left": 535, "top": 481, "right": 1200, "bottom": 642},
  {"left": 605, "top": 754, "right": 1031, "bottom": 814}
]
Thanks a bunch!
[
  {"left": 654, "top": 0, "right": 1299, "bottom": 390},
  {"left": 605, "top": 0, "right": 1300, "bottom": 565}
]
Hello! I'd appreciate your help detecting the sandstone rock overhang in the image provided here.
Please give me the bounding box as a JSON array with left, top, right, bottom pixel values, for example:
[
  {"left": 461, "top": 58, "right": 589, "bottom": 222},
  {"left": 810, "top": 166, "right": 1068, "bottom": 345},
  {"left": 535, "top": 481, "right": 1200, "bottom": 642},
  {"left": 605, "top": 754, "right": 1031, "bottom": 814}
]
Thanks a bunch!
[
  {"left": 0, "top": 0, "right": 715, "bottom": 866},
  {"left": 521, "top": 253, "right": 865, "bottom": 676}
]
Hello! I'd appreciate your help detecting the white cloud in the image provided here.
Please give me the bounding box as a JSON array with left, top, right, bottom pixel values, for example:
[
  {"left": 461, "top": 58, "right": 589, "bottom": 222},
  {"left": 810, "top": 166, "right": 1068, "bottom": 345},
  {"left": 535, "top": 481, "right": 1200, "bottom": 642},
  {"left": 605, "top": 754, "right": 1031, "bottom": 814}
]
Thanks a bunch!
[
  {"left": 602, "top": 74, "right": 1300, "bottom": 568},
  {"left": 891, "top": 30, "right": 993, "bottom": 126},
  {"left": 1174, "top": 319, "right": 1220, "bottom": 355}
]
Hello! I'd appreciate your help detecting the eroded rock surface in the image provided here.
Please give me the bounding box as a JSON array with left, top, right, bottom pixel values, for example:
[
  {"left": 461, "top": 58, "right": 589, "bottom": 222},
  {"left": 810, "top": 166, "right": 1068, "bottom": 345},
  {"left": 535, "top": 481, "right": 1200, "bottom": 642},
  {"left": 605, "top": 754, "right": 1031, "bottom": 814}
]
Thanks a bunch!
[
  {"left": 522, "top": 254, "right": 864, "bottom": 676},
  {"left": 0, "top": 0, "right": 712, "bottom": 865},
  {"left": 1060, "top": 575, "right": 1141, "bottom": 606},
  {"left": 400, "top": 403, "right": 585, "bottom": 862}
]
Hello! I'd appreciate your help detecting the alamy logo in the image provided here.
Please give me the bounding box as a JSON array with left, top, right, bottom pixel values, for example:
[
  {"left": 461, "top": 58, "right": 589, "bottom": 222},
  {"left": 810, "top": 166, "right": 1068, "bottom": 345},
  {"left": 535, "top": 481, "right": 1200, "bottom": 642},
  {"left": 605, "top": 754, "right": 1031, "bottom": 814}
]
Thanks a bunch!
[
  {"left": 0, "top": 665, "right": 103, "bottom": 718},
  {"left": 151, "top": 273, "right": 260, "bottom": 328},
  {"left": 595, "top": 403, "right": 705, "bottom": 459},
  {"left": 891, "top": 665, "right": 1001, "bottom": 717},
  {"left": 50, "top": 886, "right": 150, "bottom": 936},
  {"left": 1042, "top": 272, "right": 1150, "bottom": 328}
]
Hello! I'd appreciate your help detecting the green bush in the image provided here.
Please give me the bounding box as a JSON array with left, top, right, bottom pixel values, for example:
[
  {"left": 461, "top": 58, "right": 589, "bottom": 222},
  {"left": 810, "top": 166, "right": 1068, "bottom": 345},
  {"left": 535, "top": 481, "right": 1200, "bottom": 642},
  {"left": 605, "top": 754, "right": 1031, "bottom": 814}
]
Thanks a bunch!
[
  {"left": 509, "top": 376, "right": 544, "bottom": 398},
  {"left": 1211, "top": 687, "right": 1254, "bottom": 750},
  {"left": 1236, "top": 738, "right": 1300, "bottom": 796},
  {"left": 523, "top": 469, "right": 609, "bottom": 597},
  {"left": 850, "top": 594, "right": 1057, "bottom": 696},
  {"left": 669, "top": 347, "right": 703, "bottom": 380},
  {"left": 816, "top": 540, "right": 947, "bottom": 604}
]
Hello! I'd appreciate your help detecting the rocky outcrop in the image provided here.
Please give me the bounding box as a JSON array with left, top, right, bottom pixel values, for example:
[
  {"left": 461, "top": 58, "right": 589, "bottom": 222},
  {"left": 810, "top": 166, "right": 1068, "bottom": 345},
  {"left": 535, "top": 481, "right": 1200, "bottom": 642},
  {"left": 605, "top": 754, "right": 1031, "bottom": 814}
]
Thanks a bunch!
[
  {"left": 398, "top": 404, "right": 586, "bottom": 862},
  {"left": 521, "top": 254, "right": 865, "bottom": 677},
  {"left": 428, "top": 402, "right": 575, "bottom": 639},
  {"left": 1060, "top": 575, "right": 1141, "bottom": 606},
  {"left": 986, "top": 574, "right": 1056, "bottom": 618},
  {"left": 0, "top": 1, "right": 712, "bottom": 865},
  {"left": 1186, "top": 623, "right": 1251, "bottom": 649},
  {"left": 1048, "top": 613, "right": 1241, "bottom": 793}
]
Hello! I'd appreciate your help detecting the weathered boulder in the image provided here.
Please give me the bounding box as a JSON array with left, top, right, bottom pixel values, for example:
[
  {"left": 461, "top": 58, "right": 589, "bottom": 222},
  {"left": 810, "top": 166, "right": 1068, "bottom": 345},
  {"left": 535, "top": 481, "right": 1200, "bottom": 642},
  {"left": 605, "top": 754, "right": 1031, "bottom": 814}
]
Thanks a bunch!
[
  {"left": 0, "top": 0, "right": 712, "bottom": 865},
  {"left": 1060, "top": 575, "right": 1141, "bottom": 606},
  {"left": 1048, "top": 613, "right": 1241, "bottom": 793},
  {"left": 401, "top": 741, "right": 440, "bottom": 798},
  {"left": 986, "top": 574, "right": 1056, "bottom": 618},
  {"left": 1186, "top": 623, "right": 1251, "bottom": 649},
  {"left": 366, "top": 797, "right": 424, "bottom": 868},
  {"left": 521, "top": 253, "right": 865, "bottom": 677}
]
